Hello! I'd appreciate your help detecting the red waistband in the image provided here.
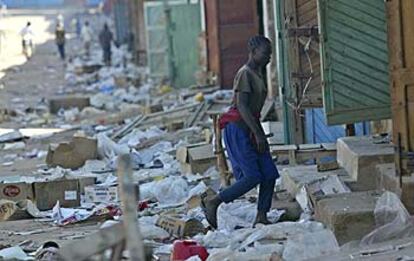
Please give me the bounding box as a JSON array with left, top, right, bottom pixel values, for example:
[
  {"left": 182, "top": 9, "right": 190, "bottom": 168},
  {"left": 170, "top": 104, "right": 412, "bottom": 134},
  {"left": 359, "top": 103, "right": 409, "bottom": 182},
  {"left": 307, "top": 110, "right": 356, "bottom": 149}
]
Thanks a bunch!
[{"left": 218, "top": 107, "right": 260, "bottom": 129}]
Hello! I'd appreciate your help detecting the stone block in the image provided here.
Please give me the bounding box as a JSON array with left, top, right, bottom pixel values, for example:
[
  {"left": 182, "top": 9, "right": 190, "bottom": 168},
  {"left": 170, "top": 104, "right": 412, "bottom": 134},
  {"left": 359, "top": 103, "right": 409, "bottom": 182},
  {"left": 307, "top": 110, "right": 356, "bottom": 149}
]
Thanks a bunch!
[
  {"left": 281, "top": 165, "right": 350, "bottom": 197},
  {"left": 377, "top": 163, "right": 414, "bottom": 214},
  {"left": 337, "top": 136, "right": 394, "bottom": 190},
  {"left": 46, "top": 135, "right": 97, "bottom": 169},
  {"left": 49, "top": 96, "right": 90, "bottom": 114},
  {"left": 314, "top": 191, "right": 381, "bottom": 245}
]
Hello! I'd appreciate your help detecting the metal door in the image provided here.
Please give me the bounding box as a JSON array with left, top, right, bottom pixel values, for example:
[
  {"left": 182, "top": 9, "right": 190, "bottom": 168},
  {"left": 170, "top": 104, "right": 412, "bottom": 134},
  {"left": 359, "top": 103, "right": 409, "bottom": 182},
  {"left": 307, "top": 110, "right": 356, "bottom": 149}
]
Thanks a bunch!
[
  {"left": 144, "top": 1, "right": 170, "bottom": 82},
  {"left": 169, "top": 0, "right": 201, "bottom": 88},
  {"left": 318, "top": 0, "right": 391, "bottom": 125},
  {"left": 205, "top": 0, "right": 259, "bottom": 89},
  {"left": 113, "top": 0, "right": 130, "bottom": 44}
]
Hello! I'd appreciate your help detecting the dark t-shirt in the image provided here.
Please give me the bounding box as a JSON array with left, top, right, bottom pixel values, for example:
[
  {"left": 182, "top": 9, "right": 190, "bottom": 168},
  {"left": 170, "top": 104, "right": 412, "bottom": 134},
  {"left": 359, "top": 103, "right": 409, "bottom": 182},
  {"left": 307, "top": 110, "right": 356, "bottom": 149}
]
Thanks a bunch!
[{"left": 232, "top": 65, "right": 267, "bottom": 114}]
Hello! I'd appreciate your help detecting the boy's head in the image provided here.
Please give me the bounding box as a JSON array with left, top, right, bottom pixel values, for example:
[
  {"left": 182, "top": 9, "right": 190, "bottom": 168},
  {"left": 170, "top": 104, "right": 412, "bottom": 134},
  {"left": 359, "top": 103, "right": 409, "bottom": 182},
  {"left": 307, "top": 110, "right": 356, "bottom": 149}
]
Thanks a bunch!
[{"left": 248, "top": 35, "right": 272, "bottom": 67}]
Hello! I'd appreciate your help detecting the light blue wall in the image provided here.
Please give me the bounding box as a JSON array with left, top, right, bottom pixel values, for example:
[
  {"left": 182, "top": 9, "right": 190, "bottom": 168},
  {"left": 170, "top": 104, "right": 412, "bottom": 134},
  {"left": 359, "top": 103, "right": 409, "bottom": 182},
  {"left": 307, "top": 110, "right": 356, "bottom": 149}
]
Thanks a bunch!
[
  {"left": 306, "top": 108, "right": 370, "bottom": 144},
  {"left": 3, "top": 0, "right": 64, "bottom": 8},
  {"left": 85, "top": 0, "right": 103, "bottom": 7}
]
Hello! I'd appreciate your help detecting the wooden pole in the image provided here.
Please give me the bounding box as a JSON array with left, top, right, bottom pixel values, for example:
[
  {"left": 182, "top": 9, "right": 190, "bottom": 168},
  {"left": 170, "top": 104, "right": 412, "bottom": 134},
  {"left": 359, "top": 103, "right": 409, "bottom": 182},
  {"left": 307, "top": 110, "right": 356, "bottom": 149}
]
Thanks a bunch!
[
  {"left": 212, "top": 114, "right": 231, "bottom": 187},
  {"left": 117, "top": 154, "right": 146, "bottom": 261}
]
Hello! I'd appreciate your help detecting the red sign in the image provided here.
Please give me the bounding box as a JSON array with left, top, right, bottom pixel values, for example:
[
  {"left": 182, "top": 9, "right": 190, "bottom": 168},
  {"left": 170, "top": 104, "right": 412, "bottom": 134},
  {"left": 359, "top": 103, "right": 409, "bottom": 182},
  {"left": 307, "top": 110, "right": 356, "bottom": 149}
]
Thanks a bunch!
[{"left": 3, "top": 185, "right": 21, "bottom": 197}]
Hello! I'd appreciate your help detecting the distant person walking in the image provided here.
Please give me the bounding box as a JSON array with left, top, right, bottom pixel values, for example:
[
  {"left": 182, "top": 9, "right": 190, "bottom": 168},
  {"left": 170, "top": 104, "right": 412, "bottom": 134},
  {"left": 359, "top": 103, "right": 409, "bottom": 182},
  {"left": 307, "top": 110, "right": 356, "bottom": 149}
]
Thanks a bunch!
[
  {"left": 99, "top": 23, "right": 113, "bottom": 66},
  {"left": 81, "top": 21, "right": 92, "bottom": 58},
  {"left": 20, "top": 22, "right": 34, "bottom": 59},
  {"left": 55, "top": 22, "right": 65, "bottom": 60}
]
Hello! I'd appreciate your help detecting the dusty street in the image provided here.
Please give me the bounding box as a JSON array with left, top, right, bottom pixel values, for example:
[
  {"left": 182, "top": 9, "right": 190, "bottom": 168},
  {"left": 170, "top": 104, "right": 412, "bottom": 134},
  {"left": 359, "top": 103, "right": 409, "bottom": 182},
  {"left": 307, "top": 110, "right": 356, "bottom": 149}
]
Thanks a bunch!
[
  {"left": 0, "top": 9, "right": 68, "bottom": 112},
  {"left": 0, "top": 8, "right": 103, "bottom": 253}
]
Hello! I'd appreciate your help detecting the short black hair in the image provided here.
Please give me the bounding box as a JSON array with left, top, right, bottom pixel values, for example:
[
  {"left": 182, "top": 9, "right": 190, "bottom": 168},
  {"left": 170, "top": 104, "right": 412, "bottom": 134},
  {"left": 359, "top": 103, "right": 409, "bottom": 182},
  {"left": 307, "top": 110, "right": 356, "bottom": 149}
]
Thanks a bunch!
[
  {"left": 248, "top": 35, "right": 271, "bottom": 53},
  {"left": 42, "top": 241, "right": 59, "bottom": 249}
]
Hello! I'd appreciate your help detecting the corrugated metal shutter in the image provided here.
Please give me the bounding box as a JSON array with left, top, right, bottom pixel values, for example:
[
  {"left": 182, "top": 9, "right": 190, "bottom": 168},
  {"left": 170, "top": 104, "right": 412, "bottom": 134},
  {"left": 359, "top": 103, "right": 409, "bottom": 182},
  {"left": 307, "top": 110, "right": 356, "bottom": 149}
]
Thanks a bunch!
[{"left": 318, "top": 0, "right": 391, "bottom": 125}]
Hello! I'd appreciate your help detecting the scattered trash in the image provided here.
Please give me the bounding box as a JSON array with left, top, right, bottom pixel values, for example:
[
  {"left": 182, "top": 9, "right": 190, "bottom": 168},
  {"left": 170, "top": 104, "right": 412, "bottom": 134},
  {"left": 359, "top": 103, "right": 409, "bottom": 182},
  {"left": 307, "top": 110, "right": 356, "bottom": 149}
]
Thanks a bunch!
[
  {"left": 282, "top": 229, "right": 340, "bottom": 260},
  {"left": 3, "top": 141, "right": 26, "bottom": 150},
  {"left": 0, "top": 246, "right": 31, "bottom": 260},
  {"left": 171, "top": 240, "right": 209, "bottom": 261},
  {"left": 360, "top": 191, "right": 414, "bottom": 246}
]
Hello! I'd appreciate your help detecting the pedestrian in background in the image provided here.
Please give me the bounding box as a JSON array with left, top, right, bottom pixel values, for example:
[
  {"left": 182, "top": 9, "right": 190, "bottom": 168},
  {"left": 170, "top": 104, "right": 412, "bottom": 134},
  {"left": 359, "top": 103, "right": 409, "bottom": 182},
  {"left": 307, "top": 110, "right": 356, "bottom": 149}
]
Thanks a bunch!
[
  {"left": 55, "top": 22, "right": 65, "bottom": 60},
  {"left": 99, "top": 23, "right": 113, "bottom": 66},
  {"left": 81, "top": 21, "right": 92, "bottom": 58}
]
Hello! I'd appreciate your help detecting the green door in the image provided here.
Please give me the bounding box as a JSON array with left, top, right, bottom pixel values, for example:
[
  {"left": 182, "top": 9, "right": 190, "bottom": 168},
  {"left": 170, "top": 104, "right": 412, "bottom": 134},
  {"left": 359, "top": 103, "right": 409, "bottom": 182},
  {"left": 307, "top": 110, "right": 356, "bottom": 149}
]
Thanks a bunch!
[
  {"left": 144, "top": 0, "right": 201, "bottom": 88},
  {"left": 318, "top": 0, "right": 391, "bottom": 125},
  {"left": 144, "top": 2, "right": 170, "bottom": 82},
  {"left": 169, "top": 1, "right": 201, "bottom": 88}
]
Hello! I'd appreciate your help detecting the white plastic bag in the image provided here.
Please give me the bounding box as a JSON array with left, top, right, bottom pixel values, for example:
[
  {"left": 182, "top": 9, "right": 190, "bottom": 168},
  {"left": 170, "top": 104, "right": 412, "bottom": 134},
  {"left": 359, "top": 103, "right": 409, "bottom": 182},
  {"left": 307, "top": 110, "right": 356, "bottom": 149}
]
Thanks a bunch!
[
  {"left": 217, "top": 201, "right": 285, "bottom": 232},
  {"left": 360, "top": 191, "right": 414, "bottom": 246},
  {"left": 151, "top": 176, "right": 189, "bottom": 205},
  {"left": 282, "top": 229, "right": 339, "bottom": 260},
  {"left": 217, "top": 201, "right": 257, "bottom": 231},
  {"left": 97, "top": 133, "right": 129, "bottom": 160}
]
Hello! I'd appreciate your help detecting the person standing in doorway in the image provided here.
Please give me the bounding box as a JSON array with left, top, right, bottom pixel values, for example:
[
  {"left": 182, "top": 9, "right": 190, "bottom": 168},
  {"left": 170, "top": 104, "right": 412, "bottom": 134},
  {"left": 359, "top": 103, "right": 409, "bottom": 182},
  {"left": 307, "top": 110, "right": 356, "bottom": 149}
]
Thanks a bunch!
[
  {"left": 202, "top": 36, "right": 279, "bottom": 228},
  {"left": 55, "top": 22, "right": 65, "bottom": 60},
  {"left": 81, "top": 21, "right": 92, "bottom": 58},
  {"left": 99, "top": 23, "right": 113, "bottom": 66}
]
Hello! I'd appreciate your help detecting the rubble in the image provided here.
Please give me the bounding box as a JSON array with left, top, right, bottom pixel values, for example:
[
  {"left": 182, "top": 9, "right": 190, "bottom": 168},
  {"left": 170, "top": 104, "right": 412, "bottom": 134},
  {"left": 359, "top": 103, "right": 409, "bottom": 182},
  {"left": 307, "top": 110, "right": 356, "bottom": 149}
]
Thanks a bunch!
[{"left": 0, "top": 8, "right": 410, "bottom": 261}]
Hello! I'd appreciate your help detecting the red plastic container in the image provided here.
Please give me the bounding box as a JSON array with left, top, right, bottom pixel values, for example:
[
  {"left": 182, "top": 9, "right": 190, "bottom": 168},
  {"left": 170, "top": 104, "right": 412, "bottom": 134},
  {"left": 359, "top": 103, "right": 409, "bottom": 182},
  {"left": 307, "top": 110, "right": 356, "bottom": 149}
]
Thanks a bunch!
[{"left": 170, "top": 240, "right": 209, "bottom": 261}]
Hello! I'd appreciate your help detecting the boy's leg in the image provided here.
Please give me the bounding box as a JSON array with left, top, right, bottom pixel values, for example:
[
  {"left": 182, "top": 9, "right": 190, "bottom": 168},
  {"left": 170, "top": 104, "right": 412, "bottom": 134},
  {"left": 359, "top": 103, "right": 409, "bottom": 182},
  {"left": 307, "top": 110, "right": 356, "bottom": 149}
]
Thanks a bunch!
[
  {"left": 257, "top": 179, "right": 276, "bottom": 213},
  {"left": 219, "top": 174, "right": 259, "bottom": 203}
]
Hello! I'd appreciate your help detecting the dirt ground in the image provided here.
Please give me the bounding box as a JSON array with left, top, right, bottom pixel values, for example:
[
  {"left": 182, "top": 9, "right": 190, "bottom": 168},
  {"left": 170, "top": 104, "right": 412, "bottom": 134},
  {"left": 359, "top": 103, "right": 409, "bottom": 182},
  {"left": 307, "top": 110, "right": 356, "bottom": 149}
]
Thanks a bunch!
[{"left": 0, "top": 8, "right": 104, "bottom": 251}]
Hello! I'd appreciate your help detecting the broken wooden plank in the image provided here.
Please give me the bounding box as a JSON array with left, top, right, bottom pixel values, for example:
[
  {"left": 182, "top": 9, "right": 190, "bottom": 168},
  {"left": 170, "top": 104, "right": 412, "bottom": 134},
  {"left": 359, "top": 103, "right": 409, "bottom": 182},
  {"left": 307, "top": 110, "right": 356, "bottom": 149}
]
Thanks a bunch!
[
  {"left": 111, "top": 115, "right": 146, "bottom": 141},
  {"left": 298, "top": 144, "right": 323, "bottom": 150},
  {"left": 58, "top": 222, "right": 125, "bottom": 260},
  {"left": 185, "top": 102, "right": 206, "bottom": 128}
]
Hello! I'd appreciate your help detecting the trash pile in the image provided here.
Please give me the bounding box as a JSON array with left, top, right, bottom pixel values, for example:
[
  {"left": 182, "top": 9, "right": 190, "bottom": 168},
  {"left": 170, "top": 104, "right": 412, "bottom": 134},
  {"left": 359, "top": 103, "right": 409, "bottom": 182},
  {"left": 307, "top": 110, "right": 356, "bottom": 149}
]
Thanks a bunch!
[{"left": 1, "top": 38, "right": 414, "bottom": 261}]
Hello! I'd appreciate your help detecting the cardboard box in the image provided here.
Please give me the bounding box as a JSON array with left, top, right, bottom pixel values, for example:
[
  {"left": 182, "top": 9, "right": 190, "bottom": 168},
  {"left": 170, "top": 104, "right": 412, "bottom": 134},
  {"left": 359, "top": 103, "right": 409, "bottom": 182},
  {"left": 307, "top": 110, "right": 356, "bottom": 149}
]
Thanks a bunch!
[
  {"left": 156, "top": 215, "right": 205, "bottom": 238},
  {"left": 46, "top": 135, "right": 98, "bottom": 169},
  {"left": 76, "top": 176, "right": 97, "bottom": 194},
  {"left": 33, "top": 179, "right": 80, "bottom": 211},
  {"left": 176, "top": 144, "right": 216, "bottom": 174},
  {"left": 49, "top": 96, "right": 90, "bottom": 114},
  {"left": 84, "top": 186, "right": 119, "bottom": 203},
  {"left": 0, "top": 183, "right": 34, "bottom": 202}
]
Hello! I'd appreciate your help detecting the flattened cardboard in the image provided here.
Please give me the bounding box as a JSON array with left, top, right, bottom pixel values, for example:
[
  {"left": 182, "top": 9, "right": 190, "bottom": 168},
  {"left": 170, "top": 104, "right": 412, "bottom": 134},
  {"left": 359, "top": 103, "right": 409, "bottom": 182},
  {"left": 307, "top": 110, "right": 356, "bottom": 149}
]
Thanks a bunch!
[
  {"left": 156, "top": 215, "right": 204, "bottom": 238},
  {"left": 84, "top": 186, "right": 119, "bottom": 203}
]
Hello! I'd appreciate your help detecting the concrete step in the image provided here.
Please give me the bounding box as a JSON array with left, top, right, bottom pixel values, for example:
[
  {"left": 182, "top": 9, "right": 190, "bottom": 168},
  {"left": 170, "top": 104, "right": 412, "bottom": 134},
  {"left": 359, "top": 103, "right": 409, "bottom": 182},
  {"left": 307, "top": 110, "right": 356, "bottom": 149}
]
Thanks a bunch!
[
  {"left": 337, "top": 136, "right": 394, "bottom": 190},
  {"left": 314, "top": 190, "right": 382, "bottom": 245},
  {"left": 281, "top": 165, "right": 352, "bottom": 197}
]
